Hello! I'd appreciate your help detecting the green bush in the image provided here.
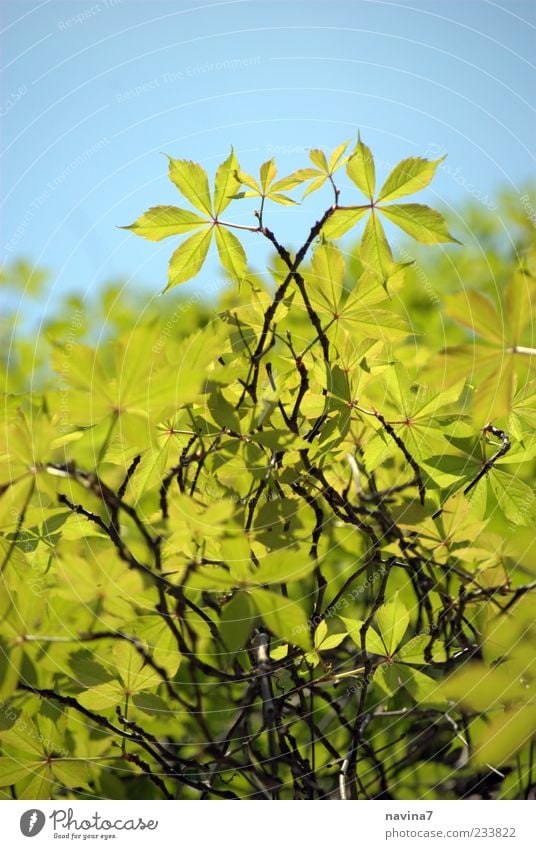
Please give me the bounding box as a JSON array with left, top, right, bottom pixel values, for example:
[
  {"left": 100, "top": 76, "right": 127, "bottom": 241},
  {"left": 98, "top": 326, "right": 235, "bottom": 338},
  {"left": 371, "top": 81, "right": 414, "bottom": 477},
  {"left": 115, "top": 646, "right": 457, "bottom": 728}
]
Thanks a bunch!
[{"left": 1, "top": 137, "right": 535, "bottom": 799}]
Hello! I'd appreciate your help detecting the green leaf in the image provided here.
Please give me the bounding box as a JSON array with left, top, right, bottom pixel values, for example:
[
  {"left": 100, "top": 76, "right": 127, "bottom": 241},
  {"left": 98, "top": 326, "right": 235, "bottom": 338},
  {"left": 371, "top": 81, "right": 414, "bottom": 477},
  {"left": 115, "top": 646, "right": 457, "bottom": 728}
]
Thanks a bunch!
[
  {"left": 52, "top": 760, "right": 89, "bottom": 789},
  {"left": 266, "top": 192, "right": 298, "bottom": 206},
  {"left": 328, "top": 140, "right": 351, "bottom": 172},
  {"left": 488, "top": 470, "right": 536, "bottom": 526},
  {"left": 314, "top": 620, "right": 328, "bottom": 647},
  {"left": 235, "top": 169, "right": 260, "bottom": 194},
  {"left": 318, "top": 632, "right": 347, "bottom": 651},
  {"left": 253, "top": 549, "right": 316, "bottom": 585},
  {"left": 398, "top": 666, "right": 443, "bottom": 705},
  {"left": 397, "top": 635, "right": 447, "bottom": 663},
  {"left": 112, "top": 641, "right": 161, "bottom": 693},
  {"left": 251, "top": 589, "right": 311, "bottom": 651},
  {"left": 165, "top": 227, "right": 213, "bottom": 291},
  {"left": 121, "top": 206, "right": 209, "bottom": 241},
  {"left": 346, "top": 133, "right": 376, "bottom": 200},
  {"left": 443, "top": 291, "right": 503, "bottom": 345},
  {"left": 302, "top": 175, "right": 328, "bottom": 199},
  {"left": 474, "top": 705, "right": 536, "bottom": 767},
  {"left": 214, "top": 147, "right": 240, "bottom": 217},
  {"left": 0, "top": 757, "right": 34, "bottom": 786},
  {"left": 78, "top": 681, "right": 125, "bottom": 710},
  {"left": 321, "top": 207, "right": 367, "bottom": 239},
  {"left": 219, "top": 592, "right": 257, "bottom": 655},
  {"left": 260, "top": 159, "right": 277, "bottom": 192},
  {"left": 310, "top": 241, "right": 345, "bottom": 303},
  {"left": 379, "top": 203, "right": 459, "bottom": 244},
  {"left": 69, "top": 654, "right": 114, "bottom": 688},
  {"left": 167, "top": 157, "right": 212, "bottom": 216},
  {"left": 341, "top": 617, "right": 387, "bottom": 656},
  {"left": 375, "top": 599, "right": 409, "bottom": 656},
  {"left": 360, "top": 212, "right": 393, "bottom": 284},
  {"left": 132, "top": 693, "right": 170, "bottom": 716},
  {"left": 309, "top": 149, "right": 329, "bottom": 172},
  {"left": 271, "top": 168, "right": 319, "bottom": 193},
  {"left": 373, "top": 663, "right": 400, "bottom": 697},
  {"left": 18, "top": 769, "right": 50, "bottom": 800},
  {"left": 215, "top": 226, "right": 247, "bottom": 282},
  {"left": 377, "top": 155, "right": 446, "bottom": 203}
]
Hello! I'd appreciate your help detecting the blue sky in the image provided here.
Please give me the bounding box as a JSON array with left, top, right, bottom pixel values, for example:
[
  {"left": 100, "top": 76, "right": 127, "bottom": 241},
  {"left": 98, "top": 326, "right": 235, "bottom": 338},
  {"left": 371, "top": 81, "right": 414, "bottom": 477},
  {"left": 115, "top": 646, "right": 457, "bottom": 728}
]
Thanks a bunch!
[{"left": 1, "top": 0, "right": 535, "bottom": 310}]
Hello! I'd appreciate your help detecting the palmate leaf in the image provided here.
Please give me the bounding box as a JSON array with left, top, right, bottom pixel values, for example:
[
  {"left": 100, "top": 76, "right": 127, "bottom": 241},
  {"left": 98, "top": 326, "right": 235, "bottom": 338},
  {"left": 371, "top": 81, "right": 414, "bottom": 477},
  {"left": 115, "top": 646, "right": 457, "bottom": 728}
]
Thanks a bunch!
[
  {"left": 302, "top": 141, "right": 352, "bottom": 198},
  {"left": 374, "top": 598, "right": 409, "bottom": 656},
  {"left": 341, "top": 617, "right": 387, "bottom": 655},
  {"left": 215, "top": 226, "right": 247, "bottom": 282},
  {"left": 360, "top": 212, "right": 393, "bottom": 284},
  {"left": 379, "top": 203, "right": 460, "bottom": 244},
  {"left": 377, "top": 155, "right": 446, "bottom": 203},
  {"left": 309, "top": 241, "right": 346, "bottom": 311},
  {"left": 444, "top": 290, "right": 504, "bottom": 345},
  {"left": 439, "top": 273, "right": 536, "bottom": 424},
  {"left": 321, "top": 207, "right": 367, "bottom": 239},
  {"left": 213, "top": 147, "right": 240, "bottom": 217},
  {"left": 121, "top": 206, "right": 209, "bottom": 241},
  {"left": 166, "top": 156, "right": 212, "bottom": 215},
  {"left": 165, "top": 226, "right": 213, "bottom": 291},
  {"left": 234, "top": 159, "right": 316, "bottom": 205}
]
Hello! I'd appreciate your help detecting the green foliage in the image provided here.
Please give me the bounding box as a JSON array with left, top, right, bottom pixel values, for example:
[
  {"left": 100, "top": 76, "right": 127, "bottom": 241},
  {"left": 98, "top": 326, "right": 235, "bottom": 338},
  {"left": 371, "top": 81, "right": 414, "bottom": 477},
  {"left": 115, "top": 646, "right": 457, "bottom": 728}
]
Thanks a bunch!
[{"left": 1, "top": 135, "right": 535, "bottom": 801}]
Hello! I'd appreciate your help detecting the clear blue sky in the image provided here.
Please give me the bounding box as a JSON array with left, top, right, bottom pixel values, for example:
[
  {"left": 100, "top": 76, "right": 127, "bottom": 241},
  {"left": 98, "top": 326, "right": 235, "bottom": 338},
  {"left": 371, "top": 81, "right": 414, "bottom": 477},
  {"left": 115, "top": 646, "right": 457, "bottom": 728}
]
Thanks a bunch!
[{"left": 1, "top": 0, "right": 535, "bottom": 309}]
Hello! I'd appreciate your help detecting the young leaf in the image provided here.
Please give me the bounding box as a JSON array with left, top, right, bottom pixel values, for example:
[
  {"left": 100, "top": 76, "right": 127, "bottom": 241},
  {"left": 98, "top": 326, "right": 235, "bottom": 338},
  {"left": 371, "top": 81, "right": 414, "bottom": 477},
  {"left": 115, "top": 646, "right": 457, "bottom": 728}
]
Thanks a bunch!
[
  {"left": 215, "top": 226, "right": 247, "bottom": 282},
  {"left": 379, "top": 203, "right": 459, "bottom": 244},
  {"left": 377, "top": 155, "right": 446, "bottom": 203},
  {"left": 167, "top": 157, "right": 212, "bottom": 216},
  {"left": 165, "top": 226, "right": 213, "bottom": 291},
  {"left": 121, "top": 206, "right": 209, "bottom": 241},
  {"left": 346, "top": 133, "right": 376, "bottom": 200}
]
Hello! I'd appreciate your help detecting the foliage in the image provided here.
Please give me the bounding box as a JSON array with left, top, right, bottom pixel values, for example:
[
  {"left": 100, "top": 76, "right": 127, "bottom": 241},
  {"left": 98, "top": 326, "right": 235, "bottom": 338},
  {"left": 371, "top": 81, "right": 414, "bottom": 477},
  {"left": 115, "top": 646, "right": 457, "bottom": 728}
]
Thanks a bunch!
[{"left": 1, "top": 136, "right": 535, "bottom": 800}]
